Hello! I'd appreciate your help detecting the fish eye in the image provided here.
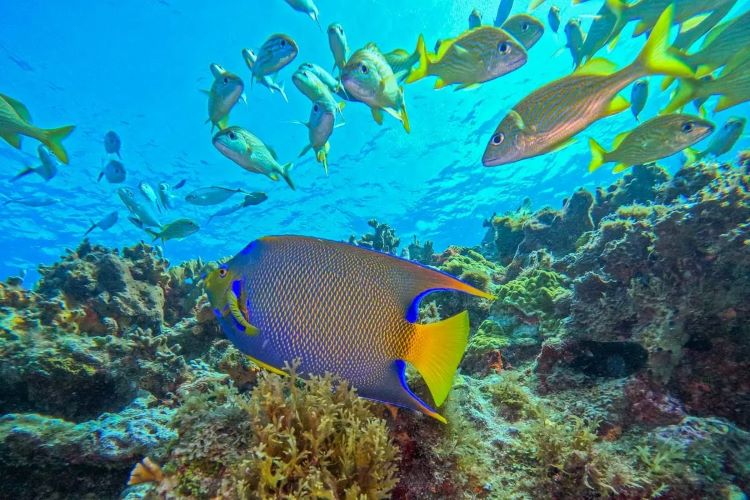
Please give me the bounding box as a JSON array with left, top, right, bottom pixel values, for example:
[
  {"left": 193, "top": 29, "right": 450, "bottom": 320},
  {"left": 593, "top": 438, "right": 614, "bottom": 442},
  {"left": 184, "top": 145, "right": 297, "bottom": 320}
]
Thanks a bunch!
[
  {"left": 228, "top": 131, "right": 237, "bottom": 140},
  {"left": 360, "top": 63, "right": 368, "bottom": 74},
  {"left": 313, "top": 104, "right": 319, "bottom": 112},
  {"left": 491, "top": 132, "right": 505, "bottom": 145},
  {"left": 218, "top": 268, "right": 228, "bottom": 278},
  {"left": 521, "top": 22, "right": 530, "bottom": 31},
  {"left": 681, "top": 122, "right": 695, "bottom": 133},
  {"left": 223, "top": 77, "right": 228, "bottom": 84},
  {"left": 498, "top": 42, "right": 511, "bottom": 54},
  {"left": 281, "top": 40, "right": 286, "bottom": 46}
]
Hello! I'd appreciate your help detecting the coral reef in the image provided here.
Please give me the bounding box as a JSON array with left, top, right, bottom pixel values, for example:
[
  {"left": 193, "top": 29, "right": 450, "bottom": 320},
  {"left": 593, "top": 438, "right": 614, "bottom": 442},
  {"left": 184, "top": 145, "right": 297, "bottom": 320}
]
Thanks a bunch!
[
  {"left": 2, "top": 159, "right": 750, "bottom": 499},
  {"left": 349, "top": 218, "right": 401, "bottom": 253}
]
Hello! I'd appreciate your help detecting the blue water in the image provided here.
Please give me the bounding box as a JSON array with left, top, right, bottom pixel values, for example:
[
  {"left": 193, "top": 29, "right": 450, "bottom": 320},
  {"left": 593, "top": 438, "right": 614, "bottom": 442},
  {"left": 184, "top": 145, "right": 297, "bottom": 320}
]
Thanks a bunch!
[{"left": 1, "top": 0, "right": 749, "bottom": 282}]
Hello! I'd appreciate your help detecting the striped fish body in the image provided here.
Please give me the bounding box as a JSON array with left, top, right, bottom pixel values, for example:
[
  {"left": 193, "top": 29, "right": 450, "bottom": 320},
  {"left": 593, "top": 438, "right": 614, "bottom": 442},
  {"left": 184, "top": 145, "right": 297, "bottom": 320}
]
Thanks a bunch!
[
  {"left": 206, "top": 236, "right": 493, "bottom": 422},
  {"left": 343, "top": 45, "right": 402, "bottom": 110},
  {"left": 627, "top": 0, "right": 736, "bottom": 36},
  {"left": 496, "top": 63, "right": 641, "bottom": 162},
  {"left": 502, "top": 14, "right": 545, "bottom": 50},
  {"left": 684, "top": 10, "right": 750, "bottom": 74},
  {"left": 428, "top": 27, "right": 527, "bottom": 86},
  {"left": 592, "top": 113, "right": 714, "bottom": 172},
  {"left": 253, "top": 34, "right": 298, "bottom": 78}
]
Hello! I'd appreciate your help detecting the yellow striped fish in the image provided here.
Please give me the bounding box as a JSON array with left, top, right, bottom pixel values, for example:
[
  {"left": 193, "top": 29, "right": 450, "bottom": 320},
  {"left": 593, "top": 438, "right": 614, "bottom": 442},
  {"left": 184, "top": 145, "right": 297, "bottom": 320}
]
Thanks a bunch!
[
  {"left": 482, "top": 6, "right": 694, "bottom": 167},
  {"left": 0, "top": 93, "right": 75, "bottom": 164},
  {"left": 205, "top": 235, "right": 493, "bottom": 423},
  {"left": 406, "top": 26, "right": 528, "bottom": 90},
  {"left": 588, "top": 113, "right": 714, "bottom": 173}
]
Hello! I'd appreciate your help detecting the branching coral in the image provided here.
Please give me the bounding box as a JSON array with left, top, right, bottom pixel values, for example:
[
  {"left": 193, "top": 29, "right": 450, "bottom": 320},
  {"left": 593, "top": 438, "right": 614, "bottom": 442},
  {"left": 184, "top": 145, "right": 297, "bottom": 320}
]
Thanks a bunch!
[{"left": 162, "top": 362, "right": 400, "bottom": 499}]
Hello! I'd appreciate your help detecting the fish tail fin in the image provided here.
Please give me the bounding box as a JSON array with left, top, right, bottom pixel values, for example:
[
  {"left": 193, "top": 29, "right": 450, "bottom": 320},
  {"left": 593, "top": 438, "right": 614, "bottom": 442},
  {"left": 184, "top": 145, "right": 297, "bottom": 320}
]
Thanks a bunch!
[
  {"left": 400, "top": 90, "right": 411, "bottom": 133},
  {"left": 588, "top": 137, "right": 609, "bottom": 173},
  {"left": 683, "top": 147, "right": 701, "bottom": 164},
  {"left": 83, "top": 223, "right": 96, "bottom": 237},
  {"left": 662, "top": 78, "right": 703, "bottom": 114},
  {"left": 299, "top": 143, "right": 312, "bottom": 157},
  {"left": 404, "top": 34, "right": 430, "bottom": 84},
  {"left": 41, "top": 125, "right": 75, "bottom": 164},
  {"left": 316, "top": 143, "right": 330, "bottom": 175},
  {"left": 217, "top": 116, "right": 229, "bottom": 130},
  {"left": 279, "top": 82, "right": 288, "bottom": 103},
  {"left": 10, "top": 166, "right": 35, "bottom": 182},
  {"left": 405, "top": 310, "right": 470, "bottom": 411},
  {"left": 145, "top": 228, "right": 160, "bottom": 241},
  {"left": 635, "top": 5, "right": 693, "bottom": 79},
  {"left": 280, "top": 162, "right": 295, "bottom": 190}
]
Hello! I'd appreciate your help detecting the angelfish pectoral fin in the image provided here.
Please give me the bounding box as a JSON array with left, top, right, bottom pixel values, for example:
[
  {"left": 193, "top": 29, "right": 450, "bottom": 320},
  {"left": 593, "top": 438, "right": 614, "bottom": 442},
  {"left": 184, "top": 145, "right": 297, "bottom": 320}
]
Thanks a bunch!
[{"left": 225, "top": 287, "right": 258, "bottom": 336}]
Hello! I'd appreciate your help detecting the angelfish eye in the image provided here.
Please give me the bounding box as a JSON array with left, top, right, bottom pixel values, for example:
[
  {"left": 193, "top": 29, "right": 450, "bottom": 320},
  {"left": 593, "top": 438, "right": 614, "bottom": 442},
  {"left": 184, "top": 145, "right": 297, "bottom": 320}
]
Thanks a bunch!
[
  {"left": 218, "top": 268, "right": 228, "bottom": 278},
  {"left": 491, "top": 132, "right": 505, "bottom": 145},
  {"left": 360, "top": 63, "right": 368, "bottom": 74},
  {"left": 521, "top": 22, "right": 529, "bottom": 31},
  {"left": 681, "top": 122, "right": 695, "bottom": 133},
  {"left": 498, "top": 42, "right": 510, "bottom": 54},
  {"left": 228, "top": 131, "right": 237, "bottom": 140}
]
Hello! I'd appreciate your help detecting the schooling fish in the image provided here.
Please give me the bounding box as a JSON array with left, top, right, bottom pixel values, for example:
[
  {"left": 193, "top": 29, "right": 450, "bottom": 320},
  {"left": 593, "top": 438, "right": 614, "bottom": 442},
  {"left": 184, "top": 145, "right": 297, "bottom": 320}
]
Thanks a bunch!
[
  {"left": 502, "top": 14, "right": 545, "bottom": 50},
  {"left": 98, "top": 159, "right": 126, "bottom": 183},
  {"left": 384, "top": 48, "right": 420, "bottom": 82},
  {"left": 663, "top": 48, "right": 750, "bottom": 114},
  {"left": 630, "top": 79, "right": 648, "bottom": 121},
  {"left": 548, "top": 6, "right": 561, "bottom": 33},
  {"left": 564, "top": 18, "right": 585, "bottom": 68},
  {"left": 117, "top": 187, "right": 161, "bottom": 228},
  {"left": 299, "top": 62, "right": 341, "bottom": 93},
  {"left": 174, "top": 179, "right": 187, "bottom": 189},
  {"left": 482, "top": 6, "right": 694, "bottom": 167},
  {"left": 406, "top": 28, "right": 527, "bottom": 90},
  {"left": 208, "top": 192, "right": 268, "bottom": 222},
  {"left": 672, "top": 0, "right": 736, "bottom": 52},
  {"left": 204, "top": 235, "right": 494, "bottom": 422},
  {"left": 493, "top": 0, "right": 513, "bottom": 27},
  {"left": 242, "top": 49, "right": 288, "bottom": 102},
  {"left": 469, "top": 9, "right": 482, "bottom": 29},
  {"left": 292, "top": 68, "right": 345, "bottom": 114},
  {"left": 252, "top": 34, "right": 298, "bottom": 82},
  {"left": 2, "top": 195, "right": 59, "bottom": 207},
  {"left": 104, "top": 130, "right": 122, "bottom": 158},
  {"left": 283, "top": 0, "right": 321, "bottom": 30},
  {"left": 145, "top": 218, "right": 199, "bottom": 243},
  {"left": 343, "top": 43, "right": 410, "bottom": 132},
  {"left": 685, "top": 116, "right": 746, "bottom": 162},
  {"left": 297, "top": 99, "right": 341, "bottom": 175},
  {"left": 139, "top": 181, "right": 160, "bottom": 213},
  {"left": 578, "top": 0, "right": 621, "bottom": 65},
  {"left": 213, "top": 126, "right": 295, "bottom": 190},
  {"left": 203, "top": 63, "right": 244, "bottom": 131},
  {"left": 84, "top": 210, "right": 119, "bottom": 236},
  {"left": 588, "top": 113, "right": 714, "bottom": 173},
  {"left": 158, "top": 182, "right": 176, "bottom": 210},
  {"left": 0, "top": 93, "right": 75, "bottom": 164},
  {"left": 328, "top": 23, "right": 349, "bottom": 75},
  {"left": 11, "top": 144, "right": 60, "bottom": 182},
  {"left": 185, "top": 186, "right": 248, "bottom": 206}
]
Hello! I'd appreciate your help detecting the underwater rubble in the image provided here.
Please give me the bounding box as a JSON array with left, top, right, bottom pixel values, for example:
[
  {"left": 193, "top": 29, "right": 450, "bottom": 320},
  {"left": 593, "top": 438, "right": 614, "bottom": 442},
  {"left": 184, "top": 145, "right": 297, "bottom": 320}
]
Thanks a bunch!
[{"left": 1, "top": 159, "right": 749, "bottom": 499}]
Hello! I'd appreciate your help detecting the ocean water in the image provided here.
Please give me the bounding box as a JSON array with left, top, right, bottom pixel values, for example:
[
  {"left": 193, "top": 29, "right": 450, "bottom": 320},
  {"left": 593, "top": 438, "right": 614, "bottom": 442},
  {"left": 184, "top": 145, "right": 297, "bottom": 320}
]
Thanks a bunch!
[{"left": 2, "top": 0, "right": 746, "bottom": 282}]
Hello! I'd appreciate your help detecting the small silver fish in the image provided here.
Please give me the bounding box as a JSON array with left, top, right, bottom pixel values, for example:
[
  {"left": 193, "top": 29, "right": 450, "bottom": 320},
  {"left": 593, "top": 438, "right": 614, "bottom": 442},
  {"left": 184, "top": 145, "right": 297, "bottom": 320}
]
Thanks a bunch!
[
  {"left": 242, "top": 48, "right": 288, "bottom": 102},
  {"left": 11, "top": 144, "right": 60, "bottom": 182},
  {"left": 208, "top": 192, "right": 267, "bottom": 222},
  {"left": 104, "top": 130, "right": 122, "bottom": 158},
  {"left": 139, "top": 181, "right": 161, "bottom": 213},
  {"left": 252, "top": 34, "right": 299, "bottom": 80},
  {"left": 631, "top": 79, "right": 649, "bottom": 121},
  {"left": 158, "top": 182, "right": 176, "bottom": 210},
  {"left": 299, "top": 62, "right": 341, "bottom": 93},
  {"left": 98, "top": 159, "right": 126, "bottom": 183},
  {"left": 117, "top": 187, "right": 161, "bottom": 228},
  {"left": 328, "top": 23, "right": 349, "bottom": 74},
  {"left": 185, "top": 186, "right": 248, "bottom": 206},
  {"left": 283, "top": 0, "right": 321, "bottom": 30},
  {"left": 2, "top": 195, "right": 59, "bottom": 207},
  {"left": 84, "top": 211, "right": 119, "bottom": 236}
]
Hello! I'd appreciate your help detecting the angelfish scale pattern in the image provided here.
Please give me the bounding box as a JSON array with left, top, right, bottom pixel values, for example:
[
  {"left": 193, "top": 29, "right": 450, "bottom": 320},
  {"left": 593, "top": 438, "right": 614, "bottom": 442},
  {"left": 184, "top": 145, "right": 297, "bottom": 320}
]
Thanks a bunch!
[{"left": 244, "top": 236, "right": 415, "bottom": 394}]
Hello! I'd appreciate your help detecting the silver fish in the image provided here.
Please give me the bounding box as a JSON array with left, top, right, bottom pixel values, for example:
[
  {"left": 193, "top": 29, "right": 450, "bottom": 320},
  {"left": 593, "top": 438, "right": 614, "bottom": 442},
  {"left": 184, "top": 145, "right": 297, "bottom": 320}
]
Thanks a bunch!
[
  {"left": 185, "top": 186, "right": 248, "bottom": 206},
  {"left": 117, "top": 187, "right": 161, "bottom": 228},
  {"left": 98, "top": 159, "right": 126, "bottom": 183},
  {"left": 104, "top": 130, "right": 121, "bottom": 158},
  {"left": 84, "top": 211, "right": 119, "bottom": 236},
  {"left": 11, "top": 144, "right": 60, "bottom": 182}
]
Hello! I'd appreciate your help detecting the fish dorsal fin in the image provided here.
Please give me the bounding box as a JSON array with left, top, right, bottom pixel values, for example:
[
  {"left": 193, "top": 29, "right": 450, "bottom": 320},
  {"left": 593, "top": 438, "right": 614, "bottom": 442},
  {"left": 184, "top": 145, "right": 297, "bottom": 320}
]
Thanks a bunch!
[
  {"left": 365, "top": 42, "right": 379, "bottom": 51},
  {"left": 0, "top": 94, "right": 32, "bottom": 123},
  {"left": 612, "top": 130, "right": 630, "bottom": 149},
  {"left": 573, "top": 57, "right": 617, "bottom": 76},
  {"left": 389, "top": 48, "right": 409, "bottom": 57},
  {"left": 508, "top": 109, "right": 526, "bottom": 130}
]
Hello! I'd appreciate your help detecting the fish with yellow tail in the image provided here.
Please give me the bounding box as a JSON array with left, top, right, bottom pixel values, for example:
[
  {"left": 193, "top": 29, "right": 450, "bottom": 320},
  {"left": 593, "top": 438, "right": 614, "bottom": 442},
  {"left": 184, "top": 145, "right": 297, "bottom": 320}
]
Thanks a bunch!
[
  {"left": 213, "top": 126, "right": 295, "bottom": 190},
  {"left": 342, "top": 43, "right": 411, "bottom": 133},
  {"left": 588, "top": 113, "right": 714, "bottom": 174},
  {"left": 0, "top": 93, "right": 75, "bottom": 164},
  {"left": 661, "top": 48, "right": 750, "bottom": 115},
  {"left": 203, "top": 64, "right": 244, "bottom": 131},
  {"left": 405, "top": 27, "right": 527, "bottom": 90},
  {"left": 482, "top": 6, "right": 695, "bottom": 167},
  {"left": 205, "top": 235, "right": 494, "bottom": 422}
]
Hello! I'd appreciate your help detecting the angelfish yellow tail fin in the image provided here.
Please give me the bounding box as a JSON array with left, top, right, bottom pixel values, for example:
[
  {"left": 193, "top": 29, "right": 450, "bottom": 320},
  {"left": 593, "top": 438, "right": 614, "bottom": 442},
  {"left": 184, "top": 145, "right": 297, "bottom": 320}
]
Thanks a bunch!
[{"left": 405, "top": 311, "right": 470, "bottom": 409}]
